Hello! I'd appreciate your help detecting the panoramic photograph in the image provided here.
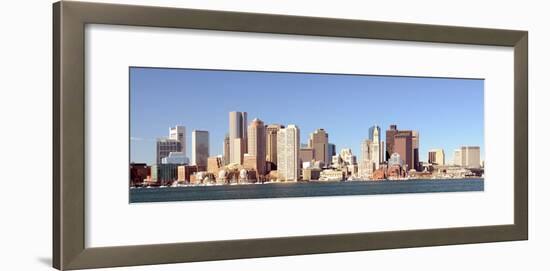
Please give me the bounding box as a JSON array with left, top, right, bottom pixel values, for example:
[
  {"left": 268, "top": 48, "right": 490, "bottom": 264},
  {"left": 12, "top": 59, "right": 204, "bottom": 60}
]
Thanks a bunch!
[{"left": 129, "top": 67, "right": 485, "bottom": 203}]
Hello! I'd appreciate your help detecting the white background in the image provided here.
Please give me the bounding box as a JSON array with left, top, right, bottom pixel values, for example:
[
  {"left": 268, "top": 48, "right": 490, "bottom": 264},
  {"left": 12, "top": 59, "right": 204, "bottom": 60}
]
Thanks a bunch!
[
  {"left": 86, "top": 24, "right": 513, "bottom": 247},
  {"left": 0, "top": 0, "right": 547, "bottom": 270}
]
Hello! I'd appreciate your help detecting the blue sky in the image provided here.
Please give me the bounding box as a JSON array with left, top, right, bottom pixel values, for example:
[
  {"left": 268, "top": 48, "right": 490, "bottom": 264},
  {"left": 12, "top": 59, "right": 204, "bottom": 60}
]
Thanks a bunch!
[{"left": 130, "top": 67, "right": 484, "bottom": 165}]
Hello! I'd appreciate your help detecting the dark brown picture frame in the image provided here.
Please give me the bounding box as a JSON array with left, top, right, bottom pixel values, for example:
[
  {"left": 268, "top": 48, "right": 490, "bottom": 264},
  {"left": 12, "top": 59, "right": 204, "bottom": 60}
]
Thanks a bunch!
[{"left": 53, "top": 1, "right": 528, "bottom": 270}]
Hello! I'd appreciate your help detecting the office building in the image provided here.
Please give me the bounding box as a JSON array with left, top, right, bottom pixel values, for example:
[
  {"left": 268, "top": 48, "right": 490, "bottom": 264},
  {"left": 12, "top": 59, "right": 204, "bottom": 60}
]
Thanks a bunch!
[
  {"left": 428, "top": 149, "right": 445, "bottom": 165},
  {"left": 277, "top": 125, "right": 300, "bottom": 181},
  {"left": 308, "top": 128, "right": 329, "bottom": 165},
  {"left": 223, "top": 134, "right": 230, "bottom": 165},
  {"left": 299, "top": 147, "right": 315, "bottom": 164},
  {"left": 266, "top": 124, "right": 284, "bottom": 171},
  {"left": 327, "top": 143, "right": 336, "bottom": 165},
  {"left": 247, "top": 118, "right": 266, "bottom": 175},
  {"left": 385, "top": 124, "right": 398, "bottom": 160},
  {"left": 370, "top": 125, "right": 382, "bottom": 168},
  {"left": 460, "top": 146, "right": 481, "bottom": 168},
  {"left": 156, "top": 138, "right": 181, "bottom": 165},
  {"left": 151, "top": 164, "right": 179, "bottom": 185},
  {"left": 191, "top": 130, "right": 209, "bottom": 167},
  {"left": 169, "top": 125, "right": 186, "bottom": 155},
  {"left": 207, "top": 156, "right": 223, "bottom": 175},
  {"left": 229, "top": 111, "right": 247, "bottom": 164},
  {"left": 394, "top": 131, "right": 413, "bottom": 171},
  {"left": 454, "top": 149, "right": 462, "bottom": 166}
]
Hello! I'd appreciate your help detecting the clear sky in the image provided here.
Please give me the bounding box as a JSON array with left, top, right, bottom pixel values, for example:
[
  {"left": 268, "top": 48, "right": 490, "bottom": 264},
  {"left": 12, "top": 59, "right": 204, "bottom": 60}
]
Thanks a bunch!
[{"left": 130, "top": 67, "right": 484, "bottom": 165}]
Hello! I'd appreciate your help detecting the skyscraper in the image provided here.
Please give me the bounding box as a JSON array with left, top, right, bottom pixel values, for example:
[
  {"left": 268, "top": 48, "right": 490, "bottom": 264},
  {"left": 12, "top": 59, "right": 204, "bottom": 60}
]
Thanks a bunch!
[
  {"left": 247, "top": 118, "right": 266, "bottom": 175},
  {"left": 266, "top": 124, "right": 284, "bottom": 167},
  {"left": 371, "top": 126, "right": 381, "bottom": 169},
  {"left": 412, "top": 131, "right": 420, "bottom": 170},
  {"left": 169, "top": 126, "right": 186, "bottom": 155},
  {"left": 394, "top": 131, "right": 413, "bottom": 171},
  {"left": 327, "top": 143, "right": 336, "bottom": 163},
  {"left": 385, "top": 124, "right": 398, "bottom": 160},
  {"left": 191, "top": 130, "right": 209, "bottom": 167},
  {"left": 223, "top": 134, "right": 230, "bottom": 165},
  {"left": 277, "top": 125, "right": 300, "bottom": 181},
  {"left": 428, "top": 149, "right": 445, "bottom": 165},
  {"left": 453, "top": 149, "right": 462, "bottom": 166},
  {"left": 308, "top": 128, "right": 329, "bottom": 166},
  {"left": 385, "top": 125, "right": 419, "bottom": 171},
  {"left": 360, "top": 139, "right": 374, "bottom": 179},
  {"left": 229, "top": 111, "right": 247, "bottom": 164},
  {"left": 460, "top": 146, "right": 481, "bottom": 168}
]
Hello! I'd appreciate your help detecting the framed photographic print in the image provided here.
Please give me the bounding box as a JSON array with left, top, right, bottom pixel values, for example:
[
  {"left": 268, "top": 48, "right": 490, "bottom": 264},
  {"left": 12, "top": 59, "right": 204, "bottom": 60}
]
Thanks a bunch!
[{"left": 53, "top": 1, "right": 528, "bottom": 270}]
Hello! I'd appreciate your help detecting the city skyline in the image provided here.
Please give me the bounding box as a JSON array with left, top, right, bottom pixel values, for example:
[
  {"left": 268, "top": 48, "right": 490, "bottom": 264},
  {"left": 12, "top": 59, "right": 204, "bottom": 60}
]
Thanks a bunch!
[{"left": 130, "top": 67, "right": 484, "bottom": 164}]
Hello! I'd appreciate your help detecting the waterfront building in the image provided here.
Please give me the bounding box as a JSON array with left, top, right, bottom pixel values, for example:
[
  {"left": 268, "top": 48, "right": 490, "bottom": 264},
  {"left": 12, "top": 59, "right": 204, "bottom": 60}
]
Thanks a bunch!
[
  {"left": 266, "top": 124, "right": 284, "bottom": 171},
  {"left": 319, "top": 169, "right": 345, "bottom": 181},
  {"left": 394, "top": 132, "right": 413, "bottom": 170},
  {"left": 129, "top": 163, "right": 150, "bottom": 186},
  {"left": 386, "top": 125, "right": 419, "bottom": 170},
  {"left": 302, "top": 168, "right": 321, "bottom": 181},
  {"left": 247, "top": 118, "right": 267, "bottom": 175},
  {"left": 243, "top": 154, "right": 259, "bottom": 180},
  {"left": 169, "top": 125, "right": 186, "bottom": 155},
  {"left": 161, "top": 151, "right": 189, "bottom": 165},
  {"left": 277, "top": 125, "right": 300, "bottom": 181},
  {"left": 428, "top": 149, "right": 445, "bottom": 165},
  {"left": 223, "top": 134, "right": 230, "bottom": 165},
  {"left": 388, "top": 153, "right": 403, "bottom": 167},
  {"left": 460, "top": 146, "right": 481, "bottom": 168},
  {"left": 191, "top": 130, "right": 209, "bottom": 167},
  {"left": 151, "top": 164, "right": 179, "bottom": 185},
  {"left": 177, "top": 165, "right": 201, "bottom": 182},
  {"left": 156, "top": 138, "right": 182, "bottom": 165},
  {"left": 412, "top": 131, "right": 420, "bottom": 170},
  {"left": 358, "top": 160, "right": 375, "bottom": 179},
  {"left": 207, "top": 156, "right": 223, "bottom": 175},
  {"left": 454, "top": 149, "right": 462, "bottom": 166},
  {"left": 229, "top": 111, "right": 247, "bottom": 164},
  {"left": 308, "top": 128, "right": 329, "bottom": 165}
]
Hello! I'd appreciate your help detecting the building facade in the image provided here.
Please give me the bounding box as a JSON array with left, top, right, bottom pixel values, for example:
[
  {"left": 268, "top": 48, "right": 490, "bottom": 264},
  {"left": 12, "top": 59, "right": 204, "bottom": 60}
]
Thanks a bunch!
[
  {"left": 247, "top": 118, "right": 266, "bottom": 175},
  {"left": 207, "top": 156, "right": 223, "bottom": 175},
  {"left": 223, "top": 134, "right": 230, "bottom": 165},
  {"left": 277, "top": 125, "right": 300, "bottom": 181},
  {"left": 370, "top": 125, "right": 382, "bottom": 168},
  {"left": 428, "top": 149, "right": 445, "bottom": 165},
  {"left": 169, "top": 125, "right": 186, "bottom": 155},
  {"left": 191, "top": 130, "right": 209, "bottom": 167},
  {"left": 454, "top": 149, "right": 462, "bottom": 166},
  {"left": 460, "top": 146, "right": 481, "bottom": 168},
  {"left": 151, "top": 164, "right": 179, "bottom": 185},
  {"left": 299, "top": 147, "right": 315, "bottom": 165},
  {"left": 394, "top": 131, "right": 413, "bottom": 171},
  {"left": 229, "top": 111, "right": 247, "bottom": 164},
  {"left": 156, "top": 138, "right": 182, "bottom": 165},
  {"left": 308, "top": 128, "right": 329, "bottom": 166},
  {"left": 161, "top": 151, "right": 189, "bottom": 164},
  {"left": 266, "top": 124, "right": 284, "bottom": 169},
  {"left": 385, "top": 124, "right": 398, "bottom": 160}
]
